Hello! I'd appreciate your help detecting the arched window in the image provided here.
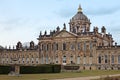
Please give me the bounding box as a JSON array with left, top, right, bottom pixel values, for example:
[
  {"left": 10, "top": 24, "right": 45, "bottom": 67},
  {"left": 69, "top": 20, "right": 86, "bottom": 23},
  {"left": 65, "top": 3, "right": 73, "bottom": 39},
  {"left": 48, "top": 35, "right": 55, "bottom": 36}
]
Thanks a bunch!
[
  {"left": 77, "top": 56, "right": 80, "bottom": 64},
  {"left": 36, "top": 58, "right": 39, "bottom": 64},
  {"left": 98, "top": 56, "right": 101, "bottom": 63},
  {"left": 70, "top": 55, "right": 73, "bottom": 64},
  {"left": 27, "top": 58, "right": 30, "bottom": 63},
  {"left": 56, "top": 55, "right": 58, "bottom": 63},
  {"left": 82, "top": 25, "right": 86, "bottom": 32},
  {"left": 111, "top": 55, "right": 114, "bottom": 64},
  {"left": 63, "top": 55, "right": 66, "bottom": 63},
  {"left": 118, "top": 55, "right": 120, "bottom": 64}
]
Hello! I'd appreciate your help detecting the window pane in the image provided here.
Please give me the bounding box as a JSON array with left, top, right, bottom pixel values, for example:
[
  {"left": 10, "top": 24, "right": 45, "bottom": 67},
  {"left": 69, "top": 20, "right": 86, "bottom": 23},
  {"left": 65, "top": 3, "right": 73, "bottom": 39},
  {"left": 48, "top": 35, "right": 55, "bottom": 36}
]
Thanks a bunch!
[
  {"left": 63, "top": 56, "right": 66, "bottom": 63},
  {"left": 78, "top": 43, "right": 80, "bottom": 50},
  {"left": 83, "top": 57, "right": 86, "bottom": 64},
  {"left": 118, "top": 55, "right": 120, "bottom": 63},
  {"left": 111, "top": 55, "right": 114, "bottom": 64},
  {"left": 63, "top": 43, "right": 66, "bottom": 50},
  {"left": 98, "top": 56, "right": 101, "bottom": 63},
  {"left": 90, "top": 42, "right": 92, "bottom": 50},
  {"left": 77, "top": 56, "right": 80, "bottom": 64},
  {"left": 84, "top": 42, "right": 86, "bottom": 51},
  {"left": 89, "top": 57, "right": 92, "bottom": 64},
  {"left": 70, "top": 55, "right": 73, "bottom": 64},
  {"left": 56, "top": 43, "right": 58, "bottom": 50},
  {"left": 56, "top": 56, "right": 58, "bottom": 63},
  {"left": 105, "top": 55, "right": 108, "bottom": 63},
  {"left": 46, "top": 44, "right": 49, "bottom": 51},
  {"left": 46, "top": 55, "right": 48, "bottom": 64},
  {"left": 71, "top": 44, "right": 75, "bottom": 50}
]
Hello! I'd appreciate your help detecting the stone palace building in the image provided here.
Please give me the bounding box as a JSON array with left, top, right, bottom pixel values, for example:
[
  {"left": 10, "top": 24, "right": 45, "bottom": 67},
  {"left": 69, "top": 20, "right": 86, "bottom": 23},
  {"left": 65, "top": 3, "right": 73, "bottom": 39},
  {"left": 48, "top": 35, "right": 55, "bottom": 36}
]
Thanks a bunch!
[{"left": 0, "top": 5, "right": 120, "bottom": 72}]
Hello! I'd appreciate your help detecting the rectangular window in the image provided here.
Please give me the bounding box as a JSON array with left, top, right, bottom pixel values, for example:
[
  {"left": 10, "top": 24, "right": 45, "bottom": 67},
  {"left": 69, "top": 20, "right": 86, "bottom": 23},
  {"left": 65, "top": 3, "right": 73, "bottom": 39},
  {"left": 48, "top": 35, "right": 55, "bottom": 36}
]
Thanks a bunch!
[
  {"left": 78, "top": 43, "right": 80, "bottom": 50},
  {"left": 83, "top": 57, "right": 86, "bottom": 64},
  {"left": 105, "top": 55, "right": 108, "bottom": 63},
  {"left": 77, "top": 56, "right": 80, "bottom": 64},
  {"left": 36, "top": 61, "right": 38, "bottom": 63},
  {"left": 89, "top": 57, "right": 92, "bottom": 64},
  {"left": 118, "top": 55, "right": 120, "bottom": 64},
  {"left": 62, "top": 43, "right": 66, "bottom": 50},
  {"left": 70, "top": 55, "right": 73, "bottom": 64},
  {"left": 42, "top": 44, "right": 44, "bottom": 50},
  {"left": 90, "top": 42, "right": 92, "bottom": 49},
  {"left": 41, "top": 57, "right": 44, "bottom": 64},
  {"left": 71, "top": 44, "right": 75, "bottom": 50},
  {"left": 98, "top": 56, "right": 101, "bottom": 63},
  {"left": 111, "top": 55, "right": 114, "bottom": 64},
  {"left": 84, "top": 42, "right": 86, "bottom": 51},
  {"left": 56, "top": 56, "right": 58, "bottom": 63},
  {"left": 36, "top": 58, "right": 39, "bottom": 64},
  {"left": 46, "top": 56, "right": 48, "bottom": 64},
  {"left": 52, "top": 44, "right": 54, "bottom": 50},
  {"left": 52, "top": 43, "right": 58, "bottom": 51},
  {"left": 56, "top": 43, "right": 58, "bottom": 50},
  {"left": 63, "top": 56, "right": 66, "bottom": 63},
  {"left": 46, "top": 44, "right": 49, "bottom": 51}
]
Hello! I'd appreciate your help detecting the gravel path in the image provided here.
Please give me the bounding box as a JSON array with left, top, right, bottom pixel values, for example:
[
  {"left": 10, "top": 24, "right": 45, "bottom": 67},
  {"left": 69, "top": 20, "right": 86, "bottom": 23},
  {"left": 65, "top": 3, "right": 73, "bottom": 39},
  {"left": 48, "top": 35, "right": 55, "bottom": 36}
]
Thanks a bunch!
[{"left": 54, "top": 74, "right": 120, "bottom": 80}]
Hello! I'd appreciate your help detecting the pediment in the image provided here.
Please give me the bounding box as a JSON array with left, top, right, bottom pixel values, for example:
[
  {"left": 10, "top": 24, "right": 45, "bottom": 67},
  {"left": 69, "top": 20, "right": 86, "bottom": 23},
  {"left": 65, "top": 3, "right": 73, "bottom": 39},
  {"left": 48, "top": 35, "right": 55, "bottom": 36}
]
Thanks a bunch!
[{"left": 54, "top": 30, "right": 77, "bottom": 38}]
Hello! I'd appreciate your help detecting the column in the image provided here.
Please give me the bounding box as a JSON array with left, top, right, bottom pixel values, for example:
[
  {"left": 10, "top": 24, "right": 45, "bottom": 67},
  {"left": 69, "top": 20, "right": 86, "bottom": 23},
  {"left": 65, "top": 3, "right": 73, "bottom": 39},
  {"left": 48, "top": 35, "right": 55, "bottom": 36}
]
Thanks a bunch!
[{"left": 15, "top": 65, "right": 20, "bottom": 74}]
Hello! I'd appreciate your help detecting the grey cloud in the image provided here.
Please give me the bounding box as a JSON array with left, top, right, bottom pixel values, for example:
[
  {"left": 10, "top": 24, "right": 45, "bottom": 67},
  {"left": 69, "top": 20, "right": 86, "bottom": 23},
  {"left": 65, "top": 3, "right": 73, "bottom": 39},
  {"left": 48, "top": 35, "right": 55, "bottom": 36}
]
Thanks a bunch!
[
  {"left": 86, "top": 6, "right": 120, "bottom": 16},
  {"left": 0, "top": 18, "right": 30, "bottom": 31},
  {"left": 56, "top": 5, "right": 120, "bottom": 17},
  {"left": 105, "top": 24, "right": 120, "bottom": 37}
]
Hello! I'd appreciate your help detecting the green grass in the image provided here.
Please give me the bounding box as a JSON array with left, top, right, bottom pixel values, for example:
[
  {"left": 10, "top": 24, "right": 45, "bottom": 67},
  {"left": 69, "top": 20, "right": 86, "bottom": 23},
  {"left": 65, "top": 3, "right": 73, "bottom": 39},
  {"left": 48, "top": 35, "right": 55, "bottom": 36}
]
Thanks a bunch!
[{"left": 0, "top": 70, "right": 120, "bottom": 80}]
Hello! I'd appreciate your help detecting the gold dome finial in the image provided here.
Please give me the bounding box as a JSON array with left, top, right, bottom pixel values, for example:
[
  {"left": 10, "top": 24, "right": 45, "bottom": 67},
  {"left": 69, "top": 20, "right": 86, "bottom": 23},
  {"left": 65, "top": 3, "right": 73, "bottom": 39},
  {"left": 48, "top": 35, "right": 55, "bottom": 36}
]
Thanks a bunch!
[{"left": 78, "top": 4, "right": 82, "bottom": 13}]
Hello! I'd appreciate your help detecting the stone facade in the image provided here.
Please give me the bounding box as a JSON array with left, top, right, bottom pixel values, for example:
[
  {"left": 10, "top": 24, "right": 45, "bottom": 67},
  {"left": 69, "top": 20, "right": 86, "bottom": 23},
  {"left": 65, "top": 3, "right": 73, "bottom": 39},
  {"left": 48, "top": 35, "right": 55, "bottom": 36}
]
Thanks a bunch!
[
  {"left": 0, "top": 5, "right": 120, "bottom": 71},
  {"left": 38, "top": 5, "right": 120, "bottom": 70},
  {"left": 0, "top": 41, "right": 39, "bottom": 66}
]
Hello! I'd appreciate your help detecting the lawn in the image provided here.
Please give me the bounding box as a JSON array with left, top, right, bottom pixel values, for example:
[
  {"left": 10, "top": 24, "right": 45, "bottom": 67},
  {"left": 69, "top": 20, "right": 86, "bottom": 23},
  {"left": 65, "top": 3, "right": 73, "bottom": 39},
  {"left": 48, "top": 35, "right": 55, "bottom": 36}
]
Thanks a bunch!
[{"left": 0, "top": 70, "right": 120, "bottom": 80}]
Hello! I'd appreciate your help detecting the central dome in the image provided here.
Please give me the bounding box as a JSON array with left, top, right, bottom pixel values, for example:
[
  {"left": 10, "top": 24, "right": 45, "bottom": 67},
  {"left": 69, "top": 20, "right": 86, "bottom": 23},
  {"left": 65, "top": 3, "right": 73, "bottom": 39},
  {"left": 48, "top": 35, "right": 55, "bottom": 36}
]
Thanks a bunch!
[
  {"left": 69, "top": 5, "right": 91, "bottom": 34},
  {"left": 71, "top": 5, "right": 89, "bottom": 21},
  {"left": 72, "top": 12, "right": 88, "bottom": 21}
]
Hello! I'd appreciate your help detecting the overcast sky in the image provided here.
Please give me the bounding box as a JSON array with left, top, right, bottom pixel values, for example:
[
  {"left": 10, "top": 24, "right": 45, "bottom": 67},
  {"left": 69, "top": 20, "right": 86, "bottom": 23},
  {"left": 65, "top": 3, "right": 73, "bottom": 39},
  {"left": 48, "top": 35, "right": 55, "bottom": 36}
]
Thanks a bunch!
[{"left": 0, "top": 0, "right": 120, "bottom": 47}]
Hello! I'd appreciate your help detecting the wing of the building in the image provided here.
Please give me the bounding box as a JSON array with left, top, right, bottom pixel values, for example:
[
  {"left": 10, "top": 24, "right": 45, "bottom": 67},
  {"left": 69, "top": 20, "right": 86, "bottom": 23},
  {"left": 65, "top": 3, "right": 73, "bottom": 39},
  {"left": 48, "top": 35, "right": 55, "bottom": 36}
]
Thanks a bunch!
[{"left": 0, "top": 5, "right": 120, "bottom": 70}]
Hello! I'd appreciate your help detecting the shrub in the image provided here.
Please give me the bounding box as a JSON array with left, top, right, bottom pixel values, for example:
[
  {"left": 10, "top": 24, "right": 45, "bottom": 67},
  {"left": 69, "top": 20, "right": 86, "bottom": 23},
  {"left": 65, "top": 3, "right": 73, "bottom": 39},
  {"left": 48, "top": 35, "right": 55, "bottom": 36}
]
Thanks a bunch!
[
  {"left": 20, "top": 64, "right": 61, "bottom": 74},
  {"left": 0, "top": 66, "right": 11, "bottom": 74}
]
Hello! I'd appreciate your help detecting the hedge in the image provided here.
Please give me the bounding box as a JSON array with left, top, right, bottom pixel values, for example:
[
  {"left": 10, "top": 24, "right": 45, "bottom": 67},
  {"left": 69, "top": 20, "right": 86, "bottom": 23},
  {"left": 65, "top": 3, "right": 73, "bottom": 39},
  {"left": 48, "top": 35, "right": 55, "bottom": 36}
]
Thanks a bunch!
[
  {"left": 0, "top": 64, "right": 61, "bottom": 74},
  {"left": 20, "top": 64, "right": 61, "bottom": 74},
  {"left": 0, "top": 66, "right": 11, "bottom": 74}
]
